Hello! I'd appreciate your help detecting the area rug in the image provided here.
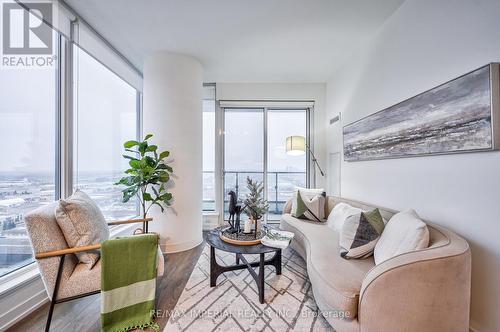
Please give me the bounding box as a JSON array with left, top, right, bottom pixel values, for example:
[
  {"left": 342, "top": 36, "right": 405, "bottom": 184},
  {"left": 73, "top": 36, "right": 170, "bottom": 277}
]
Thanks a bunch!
[{"left": 164, "top": 245, "right": 333, "bottom": 331}]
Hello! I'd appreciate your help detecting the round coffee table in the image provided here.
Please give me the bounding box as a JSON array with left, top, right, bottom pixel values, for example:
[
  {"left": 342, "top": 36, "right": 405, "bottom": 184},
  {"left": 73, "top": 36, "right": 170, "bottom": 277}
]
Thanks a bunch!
[{"left": 206, "top": 228, "right": 282, "bottom": 304}]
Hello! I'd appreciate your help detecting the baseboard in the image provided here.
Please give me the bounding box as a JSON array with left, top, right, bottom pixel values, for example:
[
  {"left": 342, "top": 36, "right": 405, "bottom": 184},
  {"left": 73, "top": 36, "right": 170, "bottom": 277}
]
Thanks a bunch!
[{"left": 160, "top": 238, "right": 203, "bottom": 253}]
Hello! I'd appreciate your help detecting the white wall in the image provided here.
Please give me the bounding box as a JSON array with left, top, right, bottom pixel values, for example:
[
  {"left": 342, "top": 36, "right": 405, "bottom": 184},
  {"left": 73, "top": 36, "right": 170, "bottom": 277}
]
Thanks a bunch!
[
  {"left": 143, "top": 52, "right": 204, "bottom": 253},
  {"left": 216, "top": 82, "right": 328, "bottom": 189},
  {"left": 326, "top": 0, "right": 500, "bottom": 330}
]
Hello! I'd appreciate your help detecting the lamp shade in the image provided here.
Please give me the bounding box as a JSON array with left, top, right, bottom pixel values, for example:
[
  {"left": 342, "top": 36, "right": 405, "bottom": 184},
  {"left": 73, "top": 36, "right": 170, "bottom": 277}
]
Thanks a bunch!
[{"left": 286, "top": 135, "right": 306, "bottom": 156}]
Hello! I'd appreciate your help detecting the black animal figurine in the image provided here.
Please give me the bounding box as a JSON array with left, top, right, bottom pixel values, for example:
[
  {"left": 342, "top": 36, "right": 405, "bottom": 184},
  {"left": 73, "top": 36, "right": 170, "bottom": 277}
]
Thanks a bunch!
[{"left": 227, "top": 191, "right": 239, "bottom": 233}]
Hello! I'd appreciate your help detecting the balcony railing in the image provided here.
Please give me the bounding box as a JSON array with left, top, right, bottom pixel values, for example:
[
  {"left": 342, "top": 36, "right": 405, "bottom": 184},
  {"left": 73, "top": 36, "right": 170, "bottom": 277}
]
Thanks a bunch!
[{"left": 202, "top": 170, "right": 306, "bottom": 219}]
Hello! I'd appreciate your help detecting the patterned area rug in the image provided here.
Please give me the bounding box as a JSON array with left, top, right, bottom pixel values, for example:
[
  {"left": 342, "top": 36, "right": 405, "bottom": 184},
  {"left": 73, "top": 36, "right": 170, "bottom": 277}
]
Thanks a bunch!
[{"left": 164, "top": 245, "right": 333, "bottom": 331}]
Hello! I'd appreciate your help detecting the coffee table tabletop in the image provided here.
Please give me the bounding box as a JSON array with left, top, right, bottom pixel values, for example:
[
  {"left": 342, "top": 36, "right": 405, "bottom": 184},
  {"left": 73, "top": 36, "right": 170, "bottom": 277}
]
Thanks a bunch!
[{"left": 205, "top": 228, "right": 279, "bottom": 254}]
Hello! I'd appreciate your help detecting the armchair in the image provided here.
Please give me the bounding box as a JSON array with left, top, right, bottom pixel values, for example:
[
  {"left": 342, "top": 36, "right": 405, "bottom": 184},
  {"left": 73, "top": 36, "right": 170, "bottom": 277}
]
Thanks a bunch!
[{"left": 24, "top": 202, "right": 164, "bottom": 332}]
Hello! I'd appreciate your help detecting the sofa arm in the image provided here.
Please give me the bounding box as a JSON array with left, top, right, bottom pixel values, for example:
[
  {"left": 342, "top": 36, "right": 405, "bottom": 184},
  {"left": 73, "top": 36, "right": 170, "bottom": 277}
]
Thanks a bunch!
[{"left": 359, "top": 226, "right": 471, "bottom": 332}]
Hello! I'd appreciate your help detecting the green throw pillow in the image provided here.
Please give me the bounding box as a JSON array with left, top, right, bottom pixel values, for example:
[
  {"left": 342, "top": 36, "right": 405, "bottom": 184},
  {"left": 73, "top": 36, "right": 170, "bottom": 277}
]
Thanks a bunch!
[
  {"left": 292, "top": 190, "right": 326, "bottom": 222},
  {"left": 339, "top": 208, "right": 385, "bottom": 259}
]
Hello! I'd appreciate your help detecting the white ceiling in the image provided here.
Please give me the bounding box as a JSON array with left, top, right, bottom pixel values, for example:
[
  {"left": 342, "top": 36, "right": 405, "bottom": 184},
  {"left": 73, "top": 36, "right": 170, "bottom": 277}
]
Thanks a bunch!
[{"left": 65, "top": 0, "right": 404, "bottom": 82}]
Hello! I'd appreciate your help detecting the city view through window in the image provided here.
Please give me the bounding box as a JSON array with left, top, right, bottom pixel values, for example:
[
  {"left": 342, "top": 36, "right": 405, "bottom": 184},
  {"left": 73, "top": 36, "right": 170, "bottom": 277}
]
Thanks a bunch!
[{"left": 0, "top": 38, "right": 140, "bottom": 278}]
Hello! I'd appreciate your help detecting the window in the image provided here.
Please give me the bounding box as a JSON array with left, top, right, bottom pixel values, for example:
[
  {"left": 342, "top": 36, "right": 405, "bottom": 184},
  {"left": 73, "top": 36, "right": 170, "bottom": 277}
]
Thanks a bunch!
[
  {"left": 0, "top": 36, "right": 58, "bottom": 277},
  {"left": 202, "top": 85, "right": 216, "bottom": 211},
  {"left": 222, "top": 107, "right": 309, "bottom": 223},
  {"left": 267, "top": 110, "right": 307, "bottom": 221},
  {"left": 73, "top": 45, "right": 139, "bottom": 220}
]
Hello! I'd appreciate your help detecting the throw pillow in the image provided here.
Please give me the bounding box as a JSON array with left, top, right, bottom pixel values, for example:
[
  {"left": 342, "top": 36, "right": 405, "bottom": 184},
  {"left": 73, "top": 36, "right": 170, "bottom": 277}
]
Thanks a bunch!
[
  {"left": 374, "top": 209, "right": 429, "bottom": 265},
  {"left": 339, "top": 208, "right": 385, "bottom": 259},
  {"left": 55, "top": 190, "right": 110, "bottom": 267},
  {"left": 291, "top": 190, "right": 326, "bottom": 222},
  {"left": 290, "top": 187, "right": 324, "bottom": 213},
  {"left": 327, "top": 202, "right": 364, "bottom": 232}
]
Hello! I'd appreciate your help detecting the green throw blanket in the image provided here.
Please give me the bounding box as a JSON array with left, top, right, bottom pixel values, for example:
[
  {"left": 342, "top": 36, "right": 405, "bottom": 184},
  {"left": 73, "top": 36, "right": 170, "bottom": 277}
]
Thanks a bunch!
[{"left": 101, "top": 234, "right": 159, "bottom": 332}]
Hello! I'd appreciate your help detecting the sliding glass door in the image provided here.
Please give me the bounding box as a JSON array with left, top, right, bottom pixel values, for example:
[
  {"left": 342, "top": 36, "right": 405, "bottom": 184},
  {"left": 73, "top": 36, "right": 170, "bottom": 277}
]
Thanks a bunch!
[
  {"left": 267, "top": 110, "right": 307, "bottom": 221},
  {"left": 223, "top": 108, "right": 308, "bottom": 223},
  {"left": 223, "top": 109, "right": 264, "bottom": 221}
]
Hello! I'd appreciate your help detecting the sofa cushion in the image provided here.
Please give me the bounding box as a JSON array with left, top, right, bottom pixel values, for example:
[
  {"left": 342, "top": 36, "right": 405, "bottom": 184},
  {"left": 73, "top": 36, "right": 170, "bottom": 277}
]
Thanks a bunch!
[
  {"left": 340, "top": 209, "right": 385, "bottom": 259},
  {"left": 55, "top": 190, "right": 110, "bottom": 267},
  {"left": 374, "top": 209, "right": 429, "bottom": 265},
  {"left": 292, "top": 190, "right": 326, "bottom": 222},
  {"left": 281, "top": 214, "right": 375, "bottom": 318},
  {"left": 327, "top": 202, "right": 364, "bottom": 232}
]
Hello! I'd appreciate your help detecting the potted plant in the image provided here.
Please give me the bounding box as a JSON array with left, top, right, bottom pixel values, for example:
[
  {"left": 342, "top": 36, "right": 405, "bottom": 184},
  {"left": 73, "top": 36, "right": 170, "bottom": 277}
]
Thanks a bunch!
[
  {"left": 115, "top": 134, "right": 173, "bottom": 232},
  {"left": 243, "top": 177, "right": 269, "bottom": 236}
]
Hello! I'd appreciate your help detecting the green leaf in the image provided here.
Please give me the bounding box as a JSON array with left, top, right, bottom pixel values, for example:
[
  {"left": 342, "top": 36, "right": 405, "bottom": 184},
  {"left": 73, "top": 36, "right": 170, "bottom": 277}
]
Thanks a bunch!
[
  {"left": 138, "top": 142, "right": 148, "bottom": 155},
  {"left": 146, "top": 145, "right": 158, "bottom": 152},
  {"left": 156, "top": 164, "right": 173, "bottom": 173},
  {"left": 144, "top": 134, "right": 153, "bottom": 140},
  {"left": 129, "top": 159, "right": 141, "bottom": 169},
  {"left": 125, "top": 148, "right": 140, "bottom": 154},
  {"left": 159, "top": 151, "right": 170, "bottom": 160},
  {"left": 122, "top": 154, "right": 139, "bottom": 161},
  {"left": 143, "top": 192, "right": 153, "bottom": 201},
  {"left": 145, "top": 156, "right": 157, "bottom": 167},
  {"left": 124, "top": 140, "right": 139, "bottom": 148},
  {"left": 159, "top": 173, "right": 170, "bottom": 183}
]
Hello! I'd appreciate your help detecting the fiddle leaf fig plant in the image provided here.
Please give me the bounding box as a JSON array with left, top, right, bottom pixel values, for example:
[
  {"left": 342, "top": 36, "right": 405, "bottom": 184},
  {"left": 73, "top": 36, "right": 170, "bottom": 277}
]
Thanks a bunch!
[{"left": 115, "top": 134, "right": 173, "bottom": 219}]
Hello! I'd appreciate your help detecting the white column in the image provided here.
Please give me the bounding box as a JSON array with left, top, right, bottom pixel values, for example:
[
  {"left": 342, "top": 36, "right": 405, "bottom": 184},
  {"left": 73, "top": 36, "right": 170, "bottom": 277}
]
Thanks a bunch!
[{"left": 143, "top": 51, "right": 203, "bottom": 253}]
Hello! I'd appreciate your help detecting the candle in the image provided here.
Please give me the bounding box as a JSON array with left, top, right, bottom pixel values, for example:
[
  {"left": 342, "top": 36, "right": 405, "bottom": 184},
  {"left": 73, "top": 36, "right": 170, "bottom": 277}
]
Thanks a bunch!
[{"left": 244, "top": 218, "right": 254, "bottom": 233}]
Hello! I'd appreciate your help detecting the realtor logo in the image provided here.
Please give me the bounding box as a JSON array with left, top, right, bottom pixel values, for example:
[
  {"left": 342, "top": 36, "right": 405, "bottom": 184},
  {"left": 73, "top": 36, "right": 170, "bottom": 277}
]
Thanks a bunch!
[{"left": 2, "top": 2, "right": 52, "bottom": 55}]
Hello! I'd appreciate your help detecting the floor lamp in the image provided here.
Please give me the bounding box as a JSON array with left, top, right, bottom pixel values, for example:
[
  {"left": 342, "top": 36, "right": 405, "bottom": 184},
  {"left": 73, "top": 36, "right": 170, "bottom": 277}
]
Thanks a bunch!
[{"left": 285, "top": 135, "right": 325, "bottom": 186}]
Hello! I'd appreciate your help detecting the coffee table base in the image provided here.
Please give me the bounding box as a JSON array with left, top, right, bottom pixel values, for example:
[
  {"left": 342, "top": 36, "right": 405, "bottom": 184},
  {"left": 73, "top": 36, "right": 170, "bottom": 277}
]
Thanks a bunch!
[{"left": 209, "top": 246, "right": 282, "bottom": 304}]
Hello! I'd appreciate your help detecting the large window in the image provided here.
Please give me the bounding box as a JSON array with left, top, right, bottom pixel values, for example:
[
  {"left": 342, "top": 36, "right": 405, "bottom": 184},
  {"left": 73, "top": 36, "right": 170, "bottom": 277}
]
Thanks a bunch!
[
  {"left": 202, "top": 86, "right": 216, "bottom": 211},
  {"left": 73, "top": 46, "right": 139, "bottom": 220},
  {"left": 0, "top": 36, "right": 58, "bottom": 276},
  {"left": 222, "top": 107, "right": 308, "bottom": 223},
  {"left": 0, "top": 3, "right": 141, "bottom": 284}
]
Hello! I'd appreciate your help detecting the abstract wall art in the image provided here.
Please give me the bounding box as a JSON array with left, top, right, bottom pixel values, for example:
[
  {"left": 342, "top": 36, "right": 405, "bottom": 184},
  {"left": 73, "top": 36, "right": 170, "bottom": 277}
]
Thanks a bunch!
[{"left": 343, "top": 63, "right": 500, "bottom": 161}]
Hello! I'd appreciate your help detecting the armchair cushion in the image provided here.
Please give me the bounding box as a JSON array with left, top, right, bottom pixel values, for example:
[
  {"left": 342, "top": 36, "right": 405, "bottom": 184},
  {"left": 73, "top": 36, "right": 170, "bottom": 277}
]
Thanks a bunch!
[{"left": 55, "top": 190, "right": 109, "bottom": 267}]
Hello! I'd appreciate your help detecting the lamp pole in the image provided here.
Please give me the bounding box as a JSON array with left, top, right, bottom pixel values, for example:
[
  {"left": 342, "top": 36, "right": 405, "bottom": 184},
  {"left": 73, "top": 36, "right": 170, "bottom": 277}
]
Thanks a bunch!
[{"left": 306, "top": 144, "right": 325, "bottom": 177}]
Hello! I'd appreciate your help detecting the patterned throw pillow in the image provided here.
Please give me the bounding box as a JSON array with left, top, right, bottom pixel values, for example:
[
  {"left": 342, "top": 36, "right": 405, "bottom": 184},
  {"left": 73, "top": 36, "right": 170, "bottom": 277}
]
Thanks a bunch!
[
  {"left": 339, "top": 208, "right": 385, "bottom": 259},
  {"left": 291, "top": 190, "right": 326, "bottom": 222}
]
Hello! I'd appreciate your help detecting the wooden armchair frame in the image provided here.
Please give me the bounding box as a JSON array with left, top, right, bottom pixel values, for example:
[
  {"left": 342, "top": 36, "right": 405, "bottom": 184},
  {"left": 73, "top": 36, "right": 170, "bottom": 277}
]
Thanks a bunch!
[{"left": 36, "top": 217, "right": 153, "bottom": 332}]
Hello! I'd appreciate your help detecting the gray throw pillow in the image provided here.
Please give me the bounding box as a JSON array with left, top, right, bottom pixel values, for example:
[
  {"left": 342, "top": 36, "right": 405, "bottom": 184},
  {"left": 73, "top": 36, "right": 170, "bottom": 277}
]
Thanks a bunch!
[
  {"left": 339, "top": 208, "right": 385, "bottom": 259},
  {"left": 55, "top": 190, "right": 109, "bottom": 267}
]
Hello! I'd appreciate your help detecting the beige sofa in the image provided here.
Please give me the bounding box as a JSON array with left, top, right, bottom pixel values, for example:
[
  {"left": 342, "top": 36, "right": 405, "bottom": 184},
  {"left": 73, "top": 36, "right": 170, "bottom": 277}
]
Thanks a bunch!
[{"left": 280, "top": 196, "right": 471, "bottom": 332}]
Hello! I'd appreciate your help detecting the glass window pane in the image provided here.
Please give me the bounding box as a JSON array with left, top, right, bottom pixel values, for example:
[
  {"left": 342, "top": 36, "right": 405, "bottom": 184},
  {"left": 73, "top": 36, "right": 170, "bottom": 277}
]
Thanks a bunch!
[
  {"left": 267, "top": 110, "right": 307, "bottom": 221},
  {"left": 202, "top": 97, "right": 215, "bottom": 211},
  {"left": 73, "top": 46, "right": 138, "bottom": 220},
  {"left": 224, "top": 109, "right": 264, "bottom": 220},
  {"left": 0, "top": 36, "right": 57, "bottom": 276}
]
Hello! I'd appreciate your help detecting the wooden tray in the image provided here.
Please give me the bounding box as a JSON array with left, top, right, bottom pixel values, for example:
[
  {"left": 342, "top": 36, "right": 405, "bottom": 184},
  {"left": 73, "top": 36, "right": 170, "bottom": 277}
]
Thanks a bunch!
[{"left": 219, "top": 229, "right": 264, "bottom": 246}]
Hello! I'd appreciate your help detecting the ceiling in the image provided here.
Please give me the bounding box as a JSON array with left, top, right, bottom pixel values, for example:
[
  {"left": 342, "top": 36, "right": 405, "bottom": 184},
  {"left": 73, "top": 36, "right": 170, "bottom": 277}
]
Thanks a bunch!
[{"left": 65, "top": 0, "right": 404, "bottom": 82}]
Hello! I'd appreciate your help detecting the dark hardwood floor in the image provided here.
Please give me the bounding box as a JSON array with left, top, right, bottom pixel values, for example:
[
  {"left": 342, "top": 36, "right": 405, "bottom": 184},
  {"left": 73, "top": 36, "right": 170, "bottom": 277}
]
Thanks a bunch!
[{"left": 8, "top": 239, "right": 206, "bottom": 332}]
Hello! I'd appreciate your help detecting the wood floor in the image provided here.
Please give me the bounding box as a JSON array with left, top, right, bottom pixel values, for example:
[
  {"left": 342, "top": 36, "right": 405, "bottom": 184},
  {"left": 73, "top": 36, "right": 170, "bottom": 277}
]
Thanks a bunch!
[{"left": 8, "top": 239, "right": 206, "bottom": 332}]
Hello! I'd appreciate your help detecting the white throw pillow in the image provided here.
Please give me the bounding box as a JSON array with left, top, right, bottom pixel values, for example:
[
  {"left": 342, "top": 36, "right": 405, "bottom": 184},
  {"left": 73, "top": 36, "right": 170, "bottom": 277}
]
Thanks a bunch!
[
  {"left": 374, "top": 209, "right": 429, "bottom": 265},
  {"left": 327, "top": 202, "right": 364, "bottom": 232}
]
